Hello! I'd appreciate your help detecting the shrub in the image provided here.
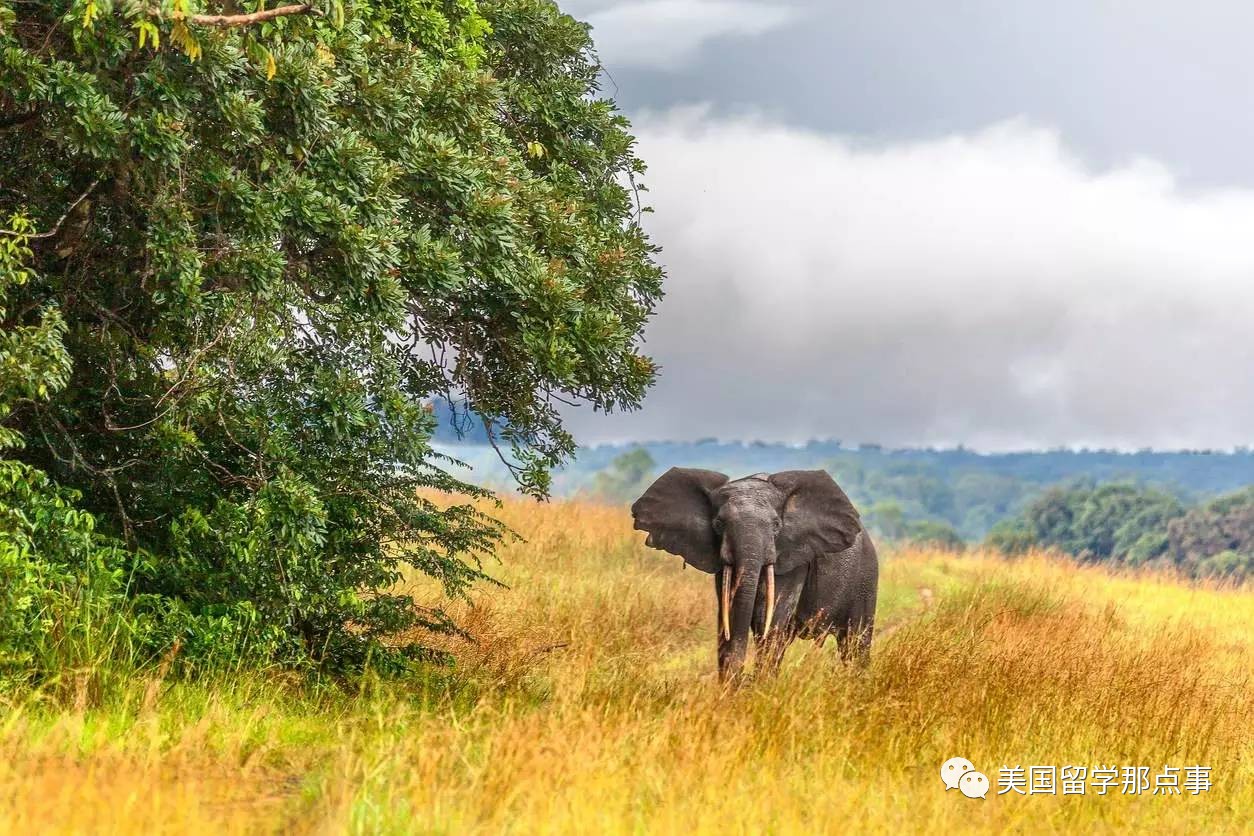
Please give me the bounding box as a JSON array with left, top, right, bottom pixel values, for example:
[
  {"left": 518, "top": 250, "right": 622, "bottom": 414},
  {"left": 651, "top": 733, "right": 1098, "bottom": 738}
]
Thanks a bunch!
[
  {"left": 903, "top": 519, "right": 965, "bottom": 551},
  {"left": 1, "top": 219, "right": 145, "bottom": 688}
]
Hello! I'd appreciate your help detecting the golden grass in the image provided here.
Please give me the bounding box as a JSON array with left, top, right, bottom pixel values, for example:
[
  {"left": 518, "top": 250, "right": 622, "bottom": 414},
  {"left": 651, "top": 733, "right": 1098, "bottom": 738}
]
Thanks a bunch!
[{"left": 2, "top": 496, "right": 1250, "bottom": 834}]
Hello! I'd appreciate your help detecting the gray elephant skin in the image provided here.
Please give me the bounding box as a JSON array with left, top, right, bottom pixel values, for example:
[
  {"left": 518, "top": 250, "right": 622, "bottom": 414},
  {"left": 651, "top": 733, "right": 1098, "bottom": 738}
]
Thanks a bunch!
[{"left": 631, "top": 469, "right": 878, "bottom": 681}]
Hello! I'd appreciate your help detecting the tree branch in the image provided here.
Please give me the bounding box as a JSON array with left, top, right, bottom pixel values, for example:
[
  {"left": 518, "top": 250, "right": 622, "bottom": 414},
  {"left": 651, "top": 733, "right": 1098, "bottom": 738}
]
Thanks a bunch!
[
  {"left": 0, "top": 177, "right": 100, "bottom": 239},
  {"left": 181, "top": 4, "right": 322, "bottom": 28}
]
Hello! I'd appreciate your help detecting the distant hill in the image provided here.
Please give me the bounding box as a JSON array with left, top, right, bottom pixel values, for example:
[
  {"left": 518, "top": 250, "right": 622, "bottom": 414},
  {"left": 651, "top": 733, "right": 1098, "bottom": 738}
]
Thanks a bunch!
[
  {"left": 431, "top": 420, "right": 1254, "bottom": 540},
  {"left": 570, "top": 441, "right": 1254, "bottom": 539}
]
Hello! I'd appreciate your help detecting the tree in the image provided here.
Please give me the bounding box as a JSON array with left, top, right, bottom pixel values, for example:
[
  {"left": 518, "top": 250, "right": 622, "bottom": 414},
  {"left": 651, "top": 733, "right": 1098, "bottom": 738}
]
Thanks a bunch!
[
  {"left": 586, "top": 447, "right": 655, "bottom": 504},
  {"left": 985, "top": 482, "right": 1186, "bottom": 568},
  {"left": 1166, "top": 487, "right": 1254, "bottom": 580},
  {"left": 0, "top": 0, "right": 662, "bottom": 673},
  {"left": 864, "top": 501, "right": 906, "bottom": 541},
  {"left": 904, "top": 519, "right": 965, "bottom": 552}
]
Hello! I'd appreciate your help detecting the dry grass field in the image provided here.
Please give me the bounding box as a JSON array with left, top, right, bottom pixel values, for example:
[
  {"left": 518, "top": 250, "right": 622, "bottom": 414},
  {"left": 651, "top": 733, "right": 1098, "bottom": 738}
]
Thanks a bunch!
[{"left": 1, "top": 496, "right": 1250, "bottom": 834}]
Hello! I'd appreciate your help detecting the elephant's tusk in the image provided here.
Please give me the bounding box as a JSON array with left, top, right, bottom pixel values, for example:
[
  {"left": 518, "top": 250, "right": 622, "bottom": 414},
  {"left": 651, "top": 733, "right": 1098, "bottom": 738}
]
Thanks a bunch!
[
  {"left": 720, "top": 569, "right": 732, "bottom": 641},
  {"left": 763, "top": 564, "right": 776, "bottom": 634}
]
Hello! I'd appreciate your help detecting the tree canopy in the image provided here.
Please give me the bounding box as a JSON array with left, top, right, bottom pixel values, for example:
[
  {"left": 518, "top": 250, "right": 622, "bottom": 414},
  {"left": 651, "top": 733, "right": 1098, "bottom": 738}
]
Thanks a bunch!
[
  {"left": 0, "top": 0, "right": 662, "bottom": 675},
  {"left": 987, "top": 481, "right": 1253, "bottom": 581}
]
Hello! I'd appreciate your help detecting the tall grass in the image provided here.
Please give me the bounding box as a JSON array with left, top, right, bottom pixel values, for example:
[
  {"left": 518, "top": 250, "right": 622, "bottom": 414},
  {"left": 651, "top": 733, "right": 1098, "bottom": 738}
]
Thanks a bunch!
[{"left": 1, "top": 496, "right": 1250, "bottom": 834}]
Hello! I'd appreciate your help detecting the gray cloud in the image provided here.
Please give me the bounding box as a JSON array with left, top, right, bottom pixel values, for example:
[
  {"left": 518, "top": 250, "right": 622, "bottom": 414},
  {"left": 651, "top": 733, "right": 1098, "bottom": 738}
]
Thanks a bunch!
[
  {"left": 567, "top": 0, "right": 797, "bottom": 70},
  {"left": 591, "top": 0, "right": 1254, "bottom": 189},
  {"left": 567, "top": 110, "right": 1254, "bottom": 450}
]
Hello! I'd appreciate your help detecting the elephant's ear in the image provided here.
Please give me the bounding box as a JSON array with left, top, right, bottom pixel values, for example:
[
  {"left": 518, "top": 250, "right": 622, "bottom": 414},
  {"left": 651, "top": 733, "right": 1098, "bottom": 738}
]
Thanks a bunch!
[
  {"left": 770, "top": 470, "right": 861, "bottom": 560},
  {"left": 631, "top": 467, "right": 729, "bottom": 573}
]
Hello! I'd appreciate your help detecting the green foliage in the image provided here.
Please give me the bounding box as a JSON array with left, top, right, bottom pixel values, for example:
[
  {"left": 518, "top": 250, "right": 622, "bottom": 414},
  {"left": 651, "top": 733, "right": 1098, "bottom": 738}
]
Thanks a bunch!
[
  {"left": 863, "top": 500, "right": 906, "bottom": 540},
  {"left": 0, "top": 0, "right": 661, "bottom": 675},
  {"left": 987, "top": 482, "right": 1254, "bottom": 581},
  {"left": 862, "top": 499, "right": 965, "bottom": 549},
  {"left": 549, "top": 441, "right": 1254, "bottom": 545},
  {"left": 986, "top": 482, "right": 1184, "bottom": 565},
  {"left": 1166, "top": 487, "right": 1254, "bottom": 580},
  {"left": 0, "top": 216, "right": 68, "bottom": 437},
  {"left": 0, "top": 459, "right": 141, "bottom": 686},
  {"left": 902, "top": 519, "right": 965, "bottom": 551},
  {"left": 830, "top": 454, "right": 1045, "bottom": 540},
  {"left": 585, "top": 448, "right": 656, "bottom": 504},
  {"left": 569, "top": 442, "right": 1254, "bottom": 561},
  {"left": 0, "top": 220, "right": 144, "bottom": 687}
]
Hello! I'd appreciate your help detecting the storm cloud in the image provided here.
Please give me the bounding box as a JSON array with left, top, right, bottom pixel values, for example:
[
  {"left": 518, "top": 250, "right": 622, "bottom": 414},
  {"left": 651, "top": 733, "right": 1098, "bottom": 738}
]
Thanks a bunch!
[{"left": 565, "top": 110, "right": 1254, "bottom": 450}]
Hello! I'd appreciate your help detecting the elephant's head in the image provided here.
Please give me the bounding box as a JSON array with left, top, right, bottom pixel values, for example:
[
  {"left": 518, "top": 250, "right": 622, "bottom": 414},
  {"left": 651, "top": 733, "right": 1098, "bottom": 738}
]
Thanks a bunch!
[{"left": 631, "top": 468, "right": 860, "bottom": 679}]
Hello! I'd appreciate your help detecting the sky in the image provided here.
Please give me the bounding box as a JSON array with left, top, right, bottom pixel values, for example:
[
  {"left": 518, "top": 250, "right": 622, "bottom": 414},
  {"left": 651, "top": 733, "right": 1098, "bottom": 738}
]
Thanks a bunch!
[{"left": 557, "top": 1, "right": 1254, "bottom": 450}]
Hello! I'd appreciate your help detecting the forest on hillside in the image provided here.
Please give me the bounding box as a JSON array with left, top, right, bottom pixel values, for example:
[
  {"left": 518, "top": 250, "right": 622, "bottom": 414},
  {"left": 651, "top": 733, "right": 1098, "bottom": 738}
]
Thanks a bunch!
[
  {"left": 564, "top": 444, "right": 1254, "bottom": 580},
  {"left": 431, "top": 401, "right": 1254, "bottom": 579},
  {"left": 434, "top": 417, "right": 1254, "bottom": 520}
]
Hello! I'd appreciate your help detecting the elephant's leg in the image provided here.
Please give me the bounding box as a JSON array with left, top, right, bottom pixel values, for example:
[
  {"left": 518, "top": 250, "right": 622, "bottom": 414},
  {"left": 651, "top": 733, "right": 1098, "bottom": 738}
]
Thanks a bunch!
[
  {"left": 752, "top": 564, "right": 805, "bottom": 676},
  {"left": 840, "top": 567, "right": 877, "bottom": 668},
  {"left": 850, "top": 535, "right": 879, "bottom": 668},
  {"left": 854, "top": 621, "right": 874, "bottom": 667},
  {"left": 835, "top": 626, "right": 850, "bottom": 661},
  {"left": 837, "top": 616, "right": 874, "bottom": 667}
]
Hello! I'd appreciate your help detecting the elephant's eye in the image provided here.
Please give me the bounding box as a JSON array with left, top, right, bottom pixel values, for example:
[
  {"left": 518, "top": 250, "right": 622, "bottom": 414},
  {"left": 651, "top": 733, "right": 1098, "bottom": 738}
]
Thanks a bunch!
[{"left": 712, "top": 517, "right": 725, "bottom": 535}]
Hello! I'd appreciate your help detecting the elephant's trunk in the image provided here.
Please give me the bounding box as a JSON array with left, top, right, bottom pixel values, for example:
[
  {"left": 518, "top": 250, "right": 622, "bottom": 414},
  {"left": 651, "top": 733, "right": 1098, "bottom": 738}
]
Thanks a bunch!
[{"left": 718, "top": 525, "right": 774, "bottom": 681}]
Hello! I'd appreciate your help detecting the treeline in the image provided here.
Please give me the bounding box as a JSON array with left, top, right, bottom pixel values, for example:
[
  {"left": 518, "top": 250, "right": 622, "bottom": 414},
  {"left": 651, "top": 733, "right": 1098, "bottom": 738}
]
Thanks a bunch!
[
  {"left": 557, "top": 441, "right": 1254, "bottom": 540},
  {"left": 578, "top": 449, "right": 1254, "bottom": 576},
  {"left": 585, "top": 448, "right": 972, "bottom": 549},
  {"left": 988, "top": 483, "right": 1254, "bottom": 580}
]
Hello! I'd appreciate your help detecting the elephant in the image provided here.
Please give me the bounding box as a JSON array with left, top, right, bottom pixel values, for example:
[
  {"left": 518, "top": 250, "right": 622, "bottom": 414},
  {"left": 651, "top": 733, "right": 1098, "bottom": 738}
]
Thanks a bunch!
[{"left": 631, "top": 468, "right": 877, "bottom": 681}]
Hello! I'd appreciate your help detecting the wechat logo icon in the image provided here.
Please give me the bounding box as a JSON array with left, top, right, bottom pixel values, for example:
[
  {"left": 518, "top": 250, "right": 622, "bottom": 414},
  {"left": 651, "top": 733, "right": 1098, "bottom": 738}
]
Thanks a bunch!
[{"left": 941, "top": 757, "right": 989, "bottom": 799}]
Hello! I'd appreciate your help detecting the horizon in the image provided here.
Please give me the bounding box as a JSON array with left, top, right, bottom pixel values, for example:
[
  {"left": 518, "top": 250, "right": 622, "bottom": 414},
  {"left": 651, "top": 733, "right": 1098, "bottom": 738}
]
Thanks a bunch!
[{"left": 573, "top": 437, "right": 1254, "bottom": 457}]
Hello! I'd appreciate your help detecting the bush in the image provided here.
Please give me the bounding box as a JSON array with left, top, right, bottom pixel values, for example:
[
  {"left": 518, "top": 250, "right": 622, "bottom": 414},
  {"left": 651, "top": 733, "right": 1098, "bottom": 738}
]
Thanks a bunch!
[
  {"left": 0, "top": 460, "right": 144, "bottom": 686},
  {"left": 1167, "top": 488, "right": 1254, "bottom": 581},
  {"left": 984, "top": 518, "right": 1038, "bottom": 556},
  {"left": 0, "top": 219, "right": 144, "bottom": 688},
  {"left": 585, "top": 448, "right": 657, "bottom": 504},
  {"left": 903, "top": 519, "right": 965, "bottom": 552},
  {"left": 987, "top": 480, "right": 1254, "bottom": 581},
  {"left": 984, "top": 482, "right": 1185, "bottom": 565}
]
